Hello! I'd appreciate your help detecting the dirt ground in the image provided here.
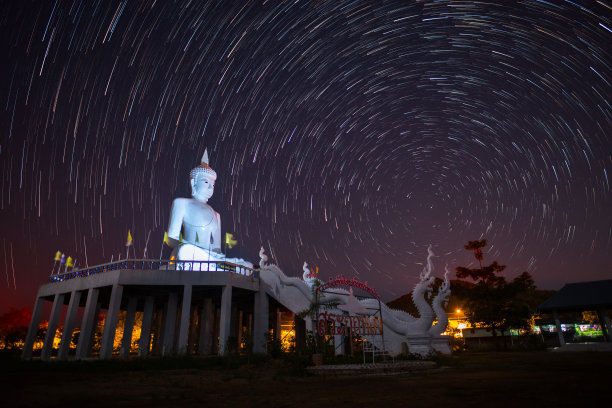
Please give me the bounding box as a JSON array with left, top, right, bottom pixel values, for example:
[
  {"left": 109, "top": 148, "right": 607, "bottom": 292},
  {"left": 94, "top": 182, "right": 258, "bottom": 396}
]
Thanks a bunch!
[{"left": 3, "top": 351, "right": 611, "bottom": 408}]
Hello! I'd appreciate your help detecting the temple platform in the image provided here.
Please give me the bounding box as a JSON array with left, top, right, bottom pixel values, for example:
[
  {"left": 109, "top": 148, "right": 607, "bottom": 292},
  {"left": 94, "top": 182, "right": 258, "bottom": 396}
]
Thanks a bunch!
[{"left": 21, "top": 259, "right": 287, "bottom": 361}]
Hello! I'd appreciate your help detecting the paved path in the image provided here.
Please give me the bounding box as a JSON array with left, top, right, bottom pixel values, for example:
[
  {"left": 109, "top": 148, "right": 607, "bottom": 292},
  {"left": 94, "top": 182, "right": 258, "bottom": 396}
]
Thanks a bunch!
[{"left": 306, "top": 360, "right": 437, "bottom": 376}]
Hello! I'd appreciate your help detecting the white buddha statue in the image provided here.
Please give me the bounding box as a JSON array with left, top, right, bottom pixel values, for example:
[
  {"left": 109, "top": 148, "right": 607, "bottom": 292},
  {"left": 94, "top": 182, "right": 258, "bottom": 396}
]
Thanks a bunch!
[{"left": 166, "top": 150, "right": 252, "bottom": 272}]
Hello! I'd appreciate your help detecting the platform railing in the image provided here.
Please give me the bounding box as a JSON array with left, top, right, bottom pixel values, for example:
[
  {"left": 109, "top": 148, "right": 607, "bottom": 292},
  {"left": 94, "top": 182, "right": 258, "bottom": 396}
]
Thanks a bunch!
[{"left": 49, "top": 258, "right": 255, "bottom": 283}]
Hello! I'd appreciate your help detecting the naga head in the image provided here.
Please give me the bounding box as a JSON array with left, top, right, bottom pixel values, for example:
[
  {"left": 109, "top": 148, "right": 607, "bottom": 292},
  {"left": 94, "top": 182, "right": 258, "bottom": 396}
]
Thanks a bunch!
[
  {"left": 259, "top": 246, "right": 268, "bottom": 267},
  {"left": 437, "top": 265, "right": 452, "bottom": 307},
  {"left": 413, "top": 245, "right": 436, "bottom": 301}
]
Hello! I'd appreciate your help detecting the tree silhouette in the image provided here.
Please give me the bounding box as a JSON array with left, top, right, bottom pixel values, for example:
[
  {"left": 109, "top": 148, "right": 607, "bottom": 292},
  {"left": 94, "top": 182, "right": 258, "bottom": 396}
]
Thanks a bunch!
[
  {"left": 455, "top": 240, "right": 536, "bottom": 347},
  {"left": 0, "top": 307, "right": 31, "bottom": 349}
]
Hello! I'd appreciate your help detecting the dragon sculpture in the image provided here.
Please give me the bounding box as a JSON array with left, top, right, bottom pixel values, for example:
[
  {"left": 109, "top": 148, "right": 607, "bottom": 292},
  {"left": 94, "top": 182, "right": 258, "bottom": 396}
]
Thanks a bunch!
[{"left": 256, "top": 245, "right": 449, "bottom": 355}]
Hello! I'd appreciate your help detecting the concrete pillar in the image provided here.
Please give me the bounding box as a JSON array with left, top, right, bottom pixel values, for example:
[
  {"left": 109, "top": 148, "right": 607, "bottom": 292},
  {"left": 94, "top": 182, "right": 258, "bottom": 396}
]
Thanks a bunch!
[
  {"left": 76, "top": 288, "right": 100, "bottom": 359},
  {"left": 176, "top": 285, "right": 192, "bottom": 355},
  {"left": 22, "top": 297, "right": 46, "bottom": 360},
  {"left": 198, "top": 298, "right": 213, "bottom": 355},
  {"left": 252, "top": 289, "right": 268, "bottom": 354},
  {"left": 598, "top": 309, "right": 612, "bottom": 342},
  {"left": 41, "top": 293, "right": 66, "bottom": 361},
  {"left": 553, "top": 310, "right": 566, "bottom": 346},
  {"left": 138, "top": 296, "right": 154, "bottom": 357},
  {"left": 162, "top": 292, "right": 178, "bottom": 356},
  {"left": 120, "top": 296, "right": 138, "bottom": 357},
  {"left": 88, "top": 303, "right": 101, "bottom": 354},
  {"left": 100, "top": 284, "right": 124, "bottom": 359},
  {"left": 218, "top": 285, "right": 232, "bottom": 355},
  {"left": 57, "top": 291, "right": 82, "bottom": 360}
]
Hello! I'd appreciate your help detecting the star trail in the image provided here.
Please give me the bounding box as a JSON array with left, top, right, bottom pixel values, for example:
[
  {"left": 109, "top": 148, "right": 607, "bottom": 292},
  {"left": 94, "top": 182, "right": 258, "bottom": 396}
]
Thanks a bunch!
[{"left": 1, "top": 0, "right": 611, "bottom": 313}]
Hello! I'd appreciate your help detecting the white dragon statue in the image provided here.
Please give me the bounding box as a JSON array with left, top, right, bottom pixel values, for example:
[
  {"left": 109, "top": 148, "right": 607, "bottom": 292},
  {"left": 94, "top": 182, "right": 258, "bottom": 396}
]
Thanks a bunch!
[
  {"left": 256, "top": 245, "right": 445, "bottom": 355},
  {"left": 429, "top": 264, "right": 451, "bottom": 336}
]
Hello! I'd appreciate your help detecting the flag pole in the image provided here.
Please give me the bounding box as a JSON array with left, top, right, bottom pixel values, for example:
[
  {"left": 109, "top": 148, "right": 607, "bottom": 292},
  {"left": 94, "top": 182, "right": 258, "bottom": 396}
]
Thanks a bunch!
[
  {"left": 159, "top": 233, "right": 165, "bottom": 261},
  {"left": 51, "top": 251, "right": 62, "bottom": 275},
  {"left": 143, "top": 230, "right": 151, "bottom": 259},
  {"left": 125, "top": 230, "right": 133, "bottom": 260}
]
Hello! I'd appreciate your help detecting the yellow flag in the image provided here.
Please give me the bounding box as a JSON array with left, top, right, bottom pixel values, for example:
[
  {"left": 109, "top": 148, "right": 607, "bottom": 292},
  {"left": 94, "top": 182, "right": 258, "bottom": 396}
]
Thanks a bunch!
[
  {"left": 54, "top": 251, "right": 62, "bottom": 261},
  {"left": 163, "top": 232, "right": 170, "bottom": 245},
  {"left": 126, "top": 230, "right": 133, "bottom": 247},
  {"left": 66, "top": 257, "right": 74, "bottom": 267},
  {"left": 225, "top": 233, "right": 238, "bottom": 249}
]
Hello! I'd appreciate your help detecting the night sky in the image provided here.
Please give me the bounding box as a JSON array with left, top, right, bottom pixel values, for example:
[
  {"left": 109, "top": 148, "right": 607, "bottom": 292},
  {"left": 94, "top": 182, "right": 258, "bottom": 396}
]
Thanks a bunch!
[{"left": 1, "top": 0, "right": 611, "bottom": 314}]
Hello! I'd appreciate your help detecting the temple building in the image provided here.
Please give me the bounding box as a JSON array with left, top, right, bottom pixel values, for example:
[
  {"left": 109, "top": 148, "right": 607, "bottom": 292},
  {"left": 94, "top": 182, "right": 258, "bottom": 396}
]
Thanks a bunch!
[{"left": 22, "top": 151, "right": 450, "bottom": 361}]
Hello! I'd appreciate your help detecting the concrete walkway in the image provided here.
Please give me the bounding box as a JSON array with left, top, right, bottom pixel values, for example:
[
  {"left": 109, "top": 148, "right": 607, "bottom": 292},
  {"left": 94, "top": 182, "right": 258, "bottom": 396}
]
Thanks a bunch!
[
  {"left": 551, "top": 342, "right": 612, "bottom": 352},
  {"left": 306, "top": 360, "right": 437, "bottom": 376}
]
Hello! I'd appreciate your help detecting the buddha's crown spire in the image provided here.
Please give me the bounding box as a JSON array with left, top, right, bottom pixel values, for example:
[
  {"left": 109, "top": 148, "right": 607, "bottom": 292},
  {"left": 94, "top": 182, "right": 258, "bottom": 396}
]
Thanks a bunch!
[{"left": 190, "top": 148, "right": 217, "bottom": 180}]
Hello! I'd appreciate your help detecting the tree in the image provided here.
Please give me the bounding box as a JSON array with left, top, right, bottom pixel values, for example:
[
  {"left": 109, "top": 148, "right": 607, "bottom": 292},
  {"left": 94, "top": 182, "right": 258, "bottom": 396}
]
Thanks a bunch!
[
  {"left": 455, "top": 240, "right": 536, "bottom": 347},
  {"left": 0, "top": 307, "right": 32, "bottom": 349}
]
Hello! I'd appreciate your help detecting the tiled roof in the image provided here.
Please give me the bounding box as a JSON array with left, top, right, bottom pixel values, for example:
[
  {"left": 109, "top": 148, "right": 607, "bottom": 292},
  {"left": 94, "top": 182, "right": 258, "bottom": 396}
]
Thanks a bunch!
[{"left": 538, "top": 280, "right": 612, "bottom": 311}]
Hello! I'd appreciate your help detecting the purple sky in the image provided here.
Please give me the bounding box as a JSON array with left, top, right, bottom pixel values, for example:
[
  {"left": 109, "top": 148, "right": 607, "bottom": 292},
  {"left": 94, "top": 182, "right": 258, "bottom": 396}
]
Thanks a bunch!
[{"left": 1, "top": 0, "right": 611, "bottom": 314}]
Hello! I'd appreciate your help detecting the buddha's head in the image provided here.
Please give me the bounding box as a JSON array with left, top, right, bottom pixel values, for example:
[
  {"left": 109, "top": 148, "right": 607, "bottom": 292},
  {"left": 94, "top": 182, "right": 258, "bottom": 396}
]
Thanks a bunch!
[{"left": 190, "top": 150, "right": 217, "bottom": 202}]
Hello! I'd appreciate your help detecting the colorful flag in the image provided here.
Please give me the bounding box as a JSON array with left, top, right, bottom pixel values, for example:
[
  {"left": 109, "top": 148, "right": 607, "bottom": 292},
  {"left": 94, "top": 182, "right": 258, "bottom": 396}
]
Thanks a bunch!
[
  {"left": 66, "top": 257, "right": 74, "bottom": 268},
  {"left": 60, "top": 254, "right": 66, "bottom": 265},
  {"left": 126, "top": 230, "right": 133, "bottom": 247},
  {"left": 225, "top": 233, "right": 238, "bottom": 249},
  {"left": 51, "top": 251, "right": 63, "bottom": 275},
  {"left": 163, "top": 231, "right": 170, "bottom": 245}
]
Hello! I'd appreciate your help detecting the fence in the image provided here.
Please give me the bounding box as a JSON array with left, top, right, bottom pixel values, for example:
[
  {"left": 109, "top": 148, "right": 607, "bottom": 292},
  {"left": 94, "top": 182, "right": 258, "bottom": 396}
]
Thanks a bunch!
[{"left": 49, "top": 259, "right": 255, "bottom": 283}]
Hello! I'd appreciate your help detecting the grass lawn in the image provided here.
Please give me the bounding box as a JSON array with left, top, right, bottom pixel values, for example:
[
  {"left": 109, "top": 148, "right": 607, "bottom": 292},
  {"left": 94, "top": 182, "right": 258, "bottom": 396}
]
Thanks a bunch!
[{"left": 3, "top": 350, "right": 611, "bottom": 407}]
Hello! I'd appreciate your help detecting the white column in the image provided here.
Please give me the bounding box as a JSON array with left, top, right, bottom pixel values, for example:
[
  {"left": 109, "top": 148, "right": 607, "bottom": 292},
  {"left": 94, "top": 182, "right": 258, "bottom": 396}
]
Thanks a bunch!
[
  {"left": 218, "top": 285, "right": 232, "bottom": 356},
  {"left": 553, "top": 310, "right": 566, "bottom": 346},
  {"left": 198, "top": 298, "right": 213, "bottom": 355},
  {"left": 162, "top": 292, "right": 178, "bottom": 356},
  {"left": 57, "top": 291, "right": 82, "bottom": 360},
  {"left": 138, "top": 296, "right": 154, "bottom": 357},
  {"left": 41, "top": 293, "right": 66, "bottom": 361},
  {"left": 253, "top": 289, "right": 269, "bottom": 354},
  {"left": 22, "top": 297, "right": 45, "bottom": 360},
  {"left": 76, "top": 288, "right": 100, "bottom": 359},
  {"left": 176, "top": 285, "right": 192, "bottom": 355},
  {"left": 99, "top": 284, "right": 124, "bottom": 359},
  {"left": 120, "top": 296, "right": 138, "bottom": 357}
]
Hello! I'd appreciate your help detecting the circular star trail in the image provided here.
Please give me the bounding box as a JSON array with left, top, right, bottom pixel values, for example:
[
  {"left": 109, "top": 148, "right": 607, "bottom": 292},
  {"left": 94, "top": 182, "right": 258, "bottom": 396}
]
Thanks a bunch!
[{"left": 1, "top": 0, "right": 611, "bottom": 311}]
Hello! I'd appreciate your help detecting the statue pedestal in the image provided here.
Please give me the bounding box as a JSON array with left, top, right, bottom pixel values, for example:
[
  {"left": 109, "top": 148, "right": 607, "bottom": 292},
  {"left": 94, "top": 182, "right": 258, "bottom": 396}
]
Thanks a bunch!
[
  {"left": 431, "top": 335, "right": 451, "bottom": 355},
  {"left": 405, "top": 335, "right": 432, "bottom": 356}
]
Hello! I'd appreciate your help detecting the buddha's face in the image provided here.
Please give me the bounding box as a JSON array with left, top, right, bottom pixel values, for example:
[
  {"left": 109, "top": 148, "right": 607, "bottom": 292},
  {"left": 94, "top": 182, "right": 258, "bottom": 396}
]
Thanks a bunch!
[{"left": 191, "top": 173, "right": 215, "bottom": 202}]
